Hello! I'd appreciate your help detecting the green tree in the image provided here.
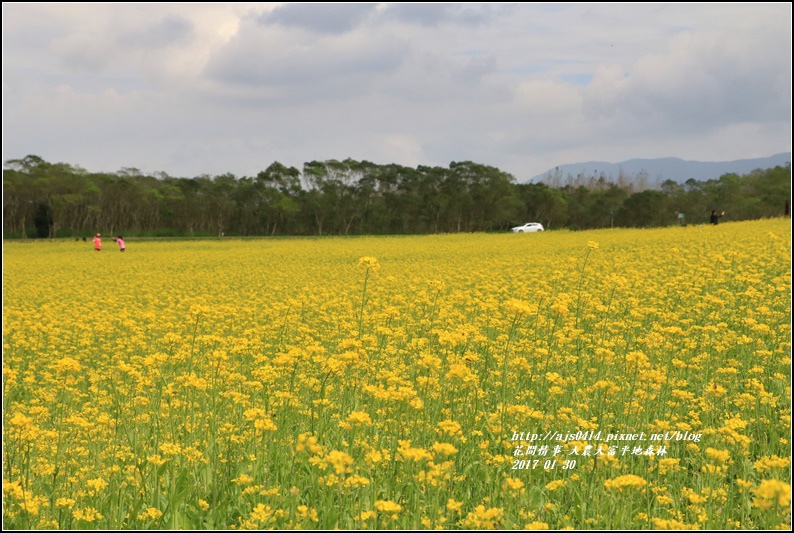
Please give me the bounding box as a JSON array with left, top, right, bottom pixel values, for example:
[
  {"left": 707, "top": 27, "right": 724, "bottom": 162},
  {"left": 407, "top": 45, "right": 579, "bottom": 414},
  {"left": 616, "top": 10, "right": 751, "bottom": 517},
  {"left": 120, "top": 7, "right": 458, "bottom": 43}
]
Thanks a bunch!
[{"left": 616, "top": 190, "right": 669, "bottom": 227}]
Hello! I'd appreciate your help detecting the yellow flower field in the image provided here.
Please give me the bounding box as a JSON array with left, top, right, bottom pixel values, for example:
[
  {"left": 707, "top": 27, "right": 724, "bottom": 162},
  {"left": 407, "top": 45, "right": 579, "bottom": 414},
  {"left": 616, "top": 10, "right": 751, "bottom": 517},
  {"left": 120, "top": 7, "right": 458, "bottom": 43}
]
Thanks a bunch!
[{"left": 3, "top": 219, "right": 791, "bottom": 529}]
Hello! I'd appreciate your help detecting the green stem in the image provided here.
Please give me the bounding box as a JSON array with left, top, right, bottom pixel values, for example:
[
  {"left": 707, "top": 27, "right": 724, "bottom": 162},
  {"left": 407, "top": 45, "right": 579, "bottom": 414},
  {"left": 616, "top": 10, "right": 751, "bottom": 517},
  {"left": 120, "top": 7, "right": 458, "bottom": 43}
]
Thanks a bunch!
[
  {"left": 189, "top": 314, "right": 200, "bottom": 373},
  {"left": 575, "top": 249, "right": 592, "bottom": 330},
  {"left": 500, "top": 315, "right": 520, "bottom": 436},
  {"left": 358, "top": 269, "right": 370, "bottom": 339}
]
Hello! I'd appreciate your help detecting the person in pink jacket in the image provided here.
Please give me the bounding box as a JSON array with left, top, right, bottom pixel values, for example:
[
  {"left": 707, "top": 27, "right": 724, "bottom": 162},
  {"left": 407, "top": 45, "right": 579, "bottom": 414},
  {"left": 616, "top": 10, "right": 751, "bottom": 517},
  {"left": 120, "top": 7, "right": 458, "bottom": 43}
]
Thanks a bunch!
[{"left": 93, "top": 233, "right": 102, "bottom": 251}]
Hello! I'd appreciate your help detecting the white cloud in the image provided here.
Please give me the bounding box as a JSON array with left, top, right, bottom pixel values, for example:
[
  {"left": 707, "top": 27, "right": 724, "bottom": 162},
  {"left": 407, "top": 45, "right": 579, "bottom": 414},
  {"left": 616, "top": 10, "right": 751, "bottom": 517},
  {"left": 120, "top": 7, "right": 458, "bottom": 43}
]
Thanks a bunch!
[
  {"left": 581, "top": 21, "right": 791, "bottom": 143},
  {"left": 513, "top": 80, "right": 583, "bottom": 116},
  {"left": 2, "top": 3, "right": 790, "bottom": 181}
]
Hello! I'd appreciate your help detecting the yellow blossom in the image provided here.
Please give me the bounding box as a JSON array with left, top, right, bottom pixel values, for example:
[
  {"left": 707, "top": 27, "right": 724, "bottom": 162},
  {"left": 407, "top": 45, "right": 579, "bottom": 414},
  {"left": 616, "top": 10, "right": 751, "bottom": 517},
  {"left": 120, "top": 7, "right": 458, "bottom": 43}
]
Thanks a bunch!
[
  {"left": 754, "top": 455, "right": 790, "bottom": 472},
  {"left": 461, "top": 505, "right": 504, "bottom": 529},
  {"left": 232, "top": 473, "right": 254, "bottom": 485},
  {"left": 137, "top": 507, "right": 163, "bottom": 521},
  {"left": 447, "top": 499, "right": 464, "bottom": 514},
  {"left": 545, "top": 479, "right": 567, "bottom": 491},
  {"left": 73, "top": 508, "right": 103, "bottom": 522},
  {"left": 604, "top": 474, "right": 647, "bottom": 492},
  {"left": 86, "top": 478, "right": 108, "bottom": 495},
  {"left": 432, "top": 442, "right": 458, "bottom": 456},
  {"left": 357, "top": 256, "right": 381, "bottom": 273},
  {"left": 752, "top": 480, "right": 791, "bottom": 509},
  {"left": 374, "top": 499, "right": 402, "bottom": 513}
]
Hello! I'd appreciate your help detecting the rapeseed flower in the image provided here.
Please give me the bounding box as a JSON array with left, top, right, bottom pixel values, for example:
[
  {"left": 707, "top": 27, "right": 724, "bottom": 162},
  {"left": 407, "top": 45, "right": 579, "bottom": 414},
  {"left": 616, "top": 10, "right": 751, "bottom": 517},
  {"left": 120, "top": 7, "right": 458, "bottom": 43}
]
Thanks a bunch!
[
  {"left": 604, "top": 474, "right": 647, "bottom": 492},
  {"left": 374, "top": 499, "right": 402, "bottom": 513},
  {"left": 754, "top": 455, "right": 790, "bottom": 472},
  {"left": 752, "top": 480, "right": 791, "bottom": 509},
  {"left": 72, "top": 508, "right": 103, "bottom": 522},
  {"left": 461, "top": 505, "right": 504, "bottom": 529},
  {"left": 357, "top": 256, "right": 381, "bottom": 273},
  {"left": 137, "top": 507, "right": 163, "bottom": 521},
  {"left": 2, "top": 220, "right": 790, "bottom": 530}
]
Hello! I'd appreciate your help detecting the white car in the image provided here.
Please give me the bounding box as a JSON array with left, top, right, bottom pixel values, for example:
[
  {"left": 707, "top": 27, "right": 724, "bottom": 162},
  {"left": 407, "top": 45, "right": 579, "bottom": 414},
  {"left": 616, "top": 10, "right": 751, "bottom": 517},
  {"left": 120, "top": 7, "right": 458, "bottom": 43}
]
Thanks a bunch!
[{"left": 511, "top": 222, "right": 544, "bottom": 233}]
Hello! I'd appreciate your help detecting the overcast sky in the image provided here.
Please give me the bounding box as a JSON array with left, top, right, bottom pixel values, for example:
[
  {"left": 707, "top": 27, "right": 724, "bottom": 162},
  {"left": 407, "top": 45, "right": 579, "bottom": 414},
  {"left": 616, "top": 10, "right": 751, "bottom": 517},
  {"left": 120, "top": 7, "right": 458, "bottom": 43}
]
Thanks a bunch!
[{"left": 2, "top": 3, "right": 791, "bottom": 182}]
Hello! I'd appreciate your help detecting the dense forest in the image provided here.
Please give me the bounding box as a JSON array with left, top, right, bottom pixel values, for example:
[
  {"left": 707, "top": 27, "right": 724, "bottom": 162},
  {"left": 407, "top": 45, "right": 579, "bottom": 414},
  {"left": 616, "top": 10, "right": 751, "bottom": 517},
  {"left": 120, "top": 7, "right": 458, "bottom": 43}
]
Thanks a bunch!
[{"left": 3, "top": 155, "right": 790, "bottom": 238}]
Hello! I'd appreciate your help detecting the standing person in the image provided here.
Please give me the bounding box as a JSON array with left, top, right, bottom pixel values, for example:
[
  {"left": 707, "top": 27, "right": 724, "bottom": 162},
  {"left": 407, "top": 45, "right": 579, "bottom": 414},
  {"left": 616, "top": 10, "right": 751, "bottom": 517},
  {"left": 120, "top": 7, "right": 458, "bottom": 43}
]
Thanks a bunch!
[
  {"left": 710, "top": 210, "right": 725, "bottom": 225},
  {"left": 117, "top": 235, "right": 126, "bottom": 252},
  {"left": 93, "top": 233, "right": 102, "bottom": 251},
  {"left": 675, "top": 211, "right": 686, "bottom": 226}
]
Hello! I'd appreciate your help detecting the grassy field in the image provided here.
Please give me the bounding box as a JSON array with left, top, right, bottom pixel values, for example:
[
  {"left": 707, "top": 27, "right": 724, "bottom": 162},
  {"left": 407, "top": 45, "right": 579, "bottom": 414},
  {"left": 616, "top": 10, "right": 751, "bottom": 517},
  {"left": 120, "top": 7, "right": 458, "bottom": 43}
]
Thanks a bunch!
[{"left": 3, "top": 220, "right": 791, "bottom": 530}]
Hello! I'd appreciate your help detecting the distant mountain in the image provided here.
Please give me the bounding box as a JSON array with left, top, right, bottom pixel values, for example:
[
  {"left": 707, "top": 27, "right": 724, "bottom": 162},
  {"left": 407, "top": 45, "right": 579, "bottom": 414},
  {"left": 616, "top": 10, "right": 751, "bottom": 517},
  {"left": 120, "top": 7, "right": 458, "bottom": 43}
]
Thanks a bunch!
[{"left": 529, "top": 153, "right": 791, "bottom": 185}]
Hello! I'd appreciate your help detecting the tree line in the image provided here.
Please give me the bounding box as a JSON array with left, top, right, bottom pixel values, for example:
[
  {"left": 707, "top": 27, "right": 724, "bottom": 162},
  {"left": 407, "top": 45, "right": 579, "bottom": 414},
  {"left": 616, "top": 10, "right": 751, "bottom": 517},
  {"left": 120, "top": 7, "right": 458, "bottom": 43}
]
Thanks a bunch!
[{"left": 3, "top": 154, "right": 790, "bottom": 238}]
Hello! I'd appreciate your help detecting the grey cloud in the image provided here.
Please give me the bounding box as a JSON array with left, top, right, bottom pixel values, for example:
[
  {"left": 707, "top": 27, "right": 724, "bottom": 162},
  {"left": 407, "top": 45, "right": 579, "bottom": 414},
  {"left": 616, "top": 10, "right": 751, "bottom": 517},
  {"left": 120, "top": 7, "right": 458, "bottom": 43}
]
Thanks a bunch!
[
  {"left": 583, "top": 30, "right": 791, "bottom": 134},
  {"left": 2, "top": 5, "right": 71, "bottom": 49},
  {"left": 379, "top": 3, "right": 500, "bottom": 27},
  {"left": 50, "top": 14, "right": 195, "bottom": 74},
  {"left": 203, "top": 18, "right": 409, "bottom": 101},
  {"left": 116, "top": 15, "right": 194, "bottom": 48},
  {"left": 452, "top": 54, "right": 497, "bottom": 83},
  {"left": 258, "top": 3, "right": 378, "bottom": 35},
  {"left": 380, "top": 4, "right": 456, "bottom": 26},
  {"left": 4, "top": 3, "right": 790, "bottom": 182},
  {"left": 53, "top": 34, "right": 115, "bottom": 72}
]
